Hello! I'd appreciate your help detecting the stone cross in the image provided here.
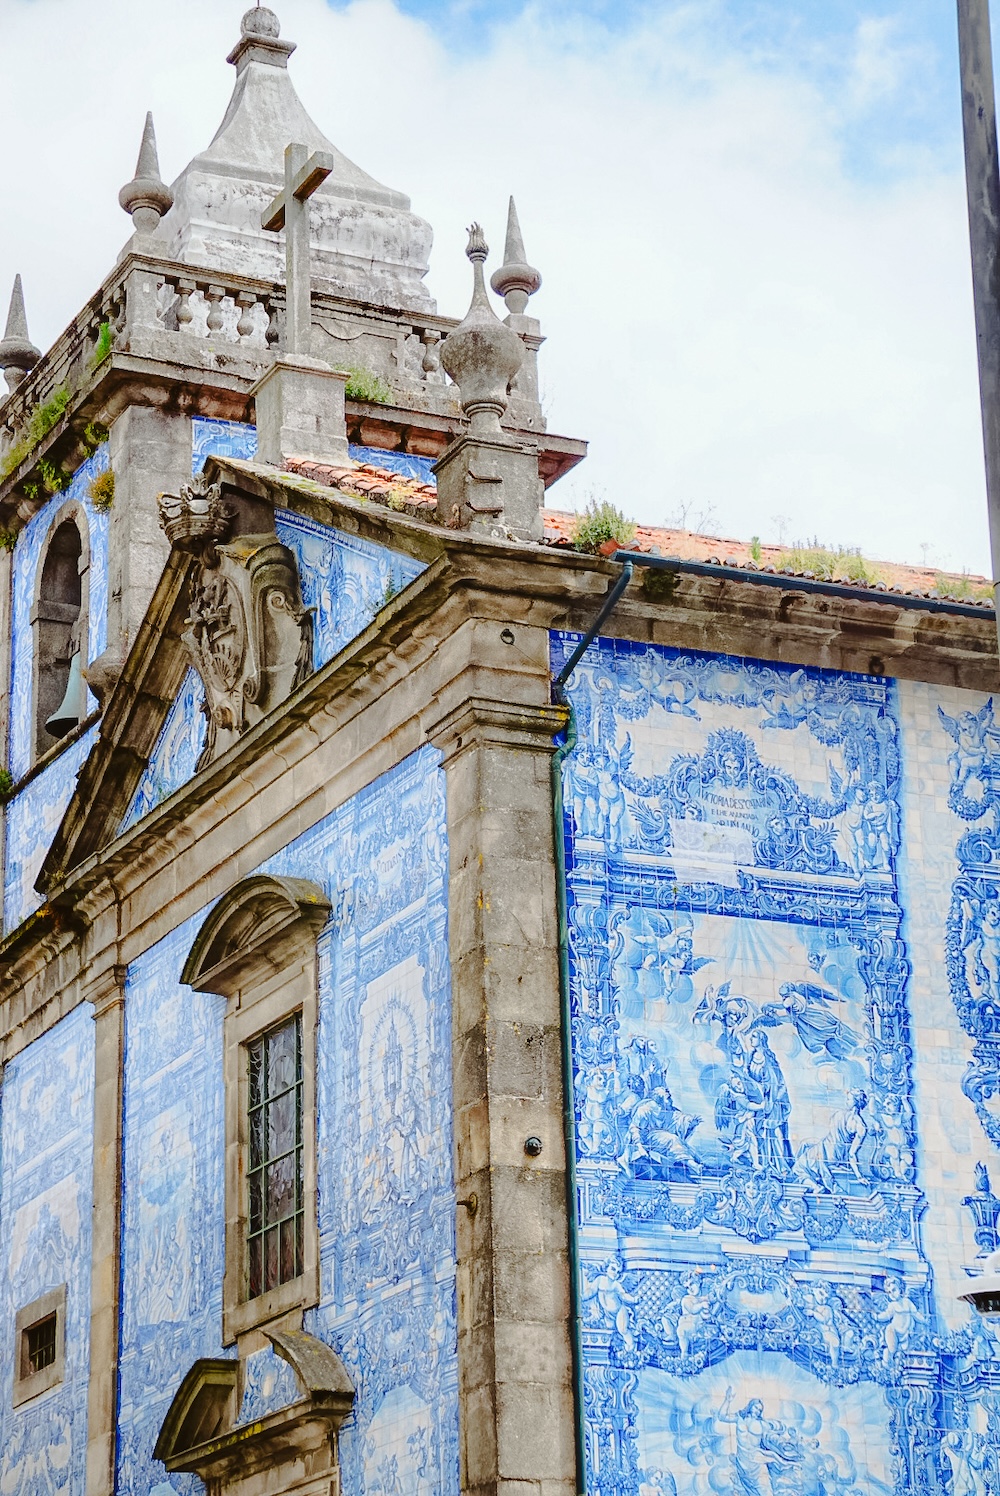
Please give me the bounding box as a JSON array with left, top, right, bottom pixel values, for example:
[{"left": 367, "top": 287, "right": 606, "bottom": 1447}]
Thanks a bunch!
[{"left": 262, "top": 142, "right": 334, "bottom": 355}]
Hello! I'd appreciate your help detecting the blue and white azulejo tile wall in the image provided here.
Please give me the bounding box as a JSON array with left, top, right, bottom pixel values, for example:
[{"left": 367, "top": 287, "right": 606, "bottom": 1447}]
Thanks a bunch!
[
  {"left": 261, "top": 745, "right": 458, "bottom": 1496},
  {"left": 4, "top": 725, "right": 98, "bottom": 933},
  {"left": 116, "top": 909, "right": 228, "bottom": 1496},
  {"left": 0, "top": 1005, "right": 95, "bottom": 1493},
  {"left": 191, "top": 415, "right": 257, "bottom": 472},
  {"left": 120, "top": 668, "right": 207, "bottom": 832},
  {"left": 275, "top": 508, "right": 424, "bottom": 672},
  {"left": 554, "top": 631, "right": 1000, "bottom": 1496},
  {"left": 121, "top": 747, "right": 457, "bottom": 1496}
]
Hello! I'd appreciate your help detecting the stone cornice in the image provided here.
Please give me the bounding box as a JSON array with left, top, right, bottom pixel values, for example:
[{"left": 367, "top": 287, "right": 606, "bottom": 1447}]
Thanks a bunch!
[{"left": 427, "top": 697, "right": 568, "bottom": 765}]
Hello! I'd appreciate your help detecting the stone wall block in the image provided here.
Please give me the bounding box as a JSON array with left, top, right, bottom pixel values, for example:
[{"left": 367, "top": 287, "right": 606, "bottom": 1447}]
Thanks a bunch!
[
  {"left": 108, "top": 405, "right": 192, "bottom": 650},
  {"left": 464, "top": 1381, "right": 501, "bottom": 1490},
  {"left": 490, "top": 1098, "right": 565, "bottom": 1170},
  {"left": 495, "top": 1379, "right": 576, "bottom": 1480},
  {"left": 479, "top": 948, "right": 562, "bottom": 1026},
  {"left": 492, "top": 1319, "right": 573, "bottom": 1389},
  {"left": 455, "top": 1094, "right": 492, "bottom": 1182},
  {"left": 487, "top": 1018, "right": 547, "bottom": 1100},
  {"left": 492, "top": 1247, "right": 571, "bottom": 1324}
]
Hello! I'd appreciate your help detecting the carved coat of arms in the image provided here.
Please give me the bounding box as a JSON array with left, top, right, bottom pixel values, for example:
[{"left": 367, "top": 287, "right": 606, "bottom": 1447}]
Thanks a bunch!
[{"left": 159, "top": 473, "right": 313, "bottom": 767}]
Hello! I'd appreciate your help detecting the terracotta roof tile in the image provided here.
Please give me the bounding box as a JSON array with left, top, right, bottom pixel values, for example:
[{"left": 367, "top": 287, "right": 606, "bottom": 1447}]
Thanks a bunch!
[{"left": 279, "top": 453, "right": 994, "bottom": 610}]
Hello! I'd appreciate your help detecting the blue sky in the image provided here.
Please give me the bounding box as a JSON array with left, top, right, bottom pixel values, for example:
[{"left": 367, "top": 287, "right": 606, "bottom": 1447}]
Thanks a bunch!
[
  {"left": 0, "top": 0, "right": 994, "bottom": 572},
  {"left": 379, "top": 0, "right": 964, "bottom": 176}
]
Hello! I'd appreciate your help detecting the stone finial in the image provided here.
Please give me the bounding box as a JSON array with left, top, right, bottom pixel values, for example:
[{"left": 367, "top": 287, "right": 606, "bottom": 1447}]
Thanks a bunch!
[
  {"left": 228, "top": 5, "right": 296, "bottom": 73},
  {"left": 440, "top": 224, "right": 524, "bottom": 434},
  {"left": 158, "top": 469, "right": 234, "bottom": 550},
  {"left": 0, "top": 275, "right": 40, "bottom": 394},
  {"left": 490, "top": 197, "right": 541, "bottom": 314},
  {"left": 119, "top": 113, "right": 174, "bottom": 236},
  {"left": 242, "top": 5, "right": 281, "bottom": 38}
]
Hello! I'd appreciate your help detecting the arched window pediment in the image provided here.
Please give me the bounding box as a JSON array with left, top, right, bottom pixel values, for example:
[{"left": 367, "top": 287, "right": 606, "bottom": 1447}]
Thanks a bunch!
[{"left": 181, "top": 874, "right": 330, "bottom": 998}]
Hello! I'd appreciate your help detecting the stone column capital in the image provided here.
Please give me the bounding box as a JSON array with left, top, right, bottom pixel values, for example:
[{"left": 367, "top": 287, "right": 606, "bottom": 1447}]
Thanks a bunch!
[
  {"left": 81, "top": 964, "right": 127, "bottom": 1018},
  {"left": 426, "top": 696, "right": 567, "bottom": 766}
]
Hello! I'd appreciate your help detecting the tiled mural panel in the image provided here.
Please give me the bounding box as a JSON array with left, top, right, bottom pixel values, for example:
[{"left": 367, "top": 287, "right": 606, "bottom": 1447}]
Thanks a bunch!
[
  {"left": 0, "top": 1006, "right": 95, "bottom": 1492},
  {"left": 4, "top": 725, "right": 98, "bottom": 932},
  {"left": 261, "top": 744, "right": 458, "bottom": 1496},
  {"left": 274, "top": 507, "right": 424, "bottom": 672},
  {"left": 553, "top": 631, "right": 1000, "bottom": 1496},
  {"left": 117, "top": 911, "right": 228, "bottom": 1496},
  {"left": 124, "top": 747, "right": 457, "bottom": 1496},
  {"left": 120, "top": 668, "right": 207, "bottom": 831},
  {"left": 9, "top": 446, "right": 110, "bottom": 781}
]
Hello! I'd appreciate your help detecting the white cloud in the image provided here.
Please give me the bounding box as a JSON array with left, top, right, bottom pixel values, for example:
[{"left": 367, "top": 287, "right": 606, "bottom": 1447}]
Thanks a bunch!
[{"left": 0, "top": 0, "right": 989, "bottom": 572}]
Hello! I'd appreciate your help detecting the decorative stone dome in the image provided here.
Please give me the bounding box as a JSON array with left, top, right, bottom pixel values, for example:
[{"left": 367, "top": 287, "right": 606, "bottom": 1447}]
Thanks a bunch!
[{"left": 153, "top": 5, "right": 435, "bottom": 312}]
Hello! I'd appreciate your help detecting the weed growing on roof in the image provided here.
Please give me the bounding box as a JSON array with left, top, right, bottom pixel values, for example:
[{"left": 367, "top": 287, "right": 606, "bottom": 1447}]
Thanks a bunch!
[
  {"left": 934, "top": 571, "right": 995, "bottom": 602},
  {"left": 89, "top": 468, "right": 115, "bottom": 511},
  {"left": 0, "top": 385, "right": 73, "bottom": 481},
  {"left": 91, "top": 322, "right": 114, "bottom": 368},
  {"left": 37, "top": 457, "right": 70, "bottom": 494},
  {"left": 749, "top": 535, "right": 762, "bottom": 563},
  {"left": 665, "top": 497, "right": 719, "bottom": 534},
  {"left": 776, "top": 542, "right": 882, "bottom": 586},
  {"left": 571, "top": 499, "right": 637, "bottom": 554},
  {"left": 337, "top": 366, "right": 393, "bottom": 404}
]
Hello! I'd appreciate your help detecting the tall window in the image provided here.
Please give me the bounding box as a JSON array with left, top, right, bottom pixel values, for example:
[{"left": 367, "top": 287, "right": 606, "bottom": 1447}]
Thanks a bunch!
[
  {"left": 247, "top": 1015, "right": 303, "bottom": 1297},
  {"left": 181, "top": 873, "right": 328, "bottom": 1343}
]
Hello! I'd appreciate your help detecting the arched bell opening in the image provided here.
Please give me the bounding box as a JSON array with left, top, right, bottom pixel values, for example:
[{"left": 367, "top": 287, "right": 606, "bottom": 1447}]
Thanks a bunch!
[{"left": 31, "top": 508, "right": 90, "bottom": 761}]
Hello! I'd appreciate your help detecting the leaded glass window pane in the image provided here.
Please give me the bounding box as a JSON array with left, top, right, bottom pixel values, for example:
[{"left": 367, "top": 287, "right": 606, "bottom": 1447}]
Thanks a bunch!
[{"left": 247, "top": 1014, "right": 303, "bottom": 1297}]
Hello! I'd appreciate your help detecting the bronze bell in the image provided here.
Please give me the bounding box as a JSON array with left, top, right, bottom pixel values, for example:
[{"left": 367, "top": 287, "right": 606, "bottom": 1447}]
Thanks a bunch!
[{"left": 45, "top": 650, "right": 85, "bottom": 739}]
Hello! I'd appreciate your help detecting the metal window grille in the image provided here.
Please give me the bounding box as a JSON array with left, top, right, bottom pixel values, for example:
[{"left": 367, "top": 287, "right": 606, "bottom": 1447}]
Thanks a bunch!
[
  {"left": 247, "top": 1014, "right": 303, "bottom": 1297},
  {"left": 24, "top": 1314, "right": 57, "bottom": 1376}
]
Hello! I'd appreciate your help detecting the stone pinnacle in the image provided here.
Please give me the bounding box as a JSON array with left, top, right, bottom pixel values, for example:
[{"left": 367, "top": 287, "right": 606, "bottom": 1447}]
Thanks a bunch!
[
  {"left": 119, "top": 113, "right": 174, "bottom": 236},
  {"left": 490, "top": 197, "right": 542, "bottom": 315},
  {"left": 135, "top": 110, "right": 161, "bottom": 181},
  {"left": 0, "top": 275, "right": 41, "bottom": 395}
]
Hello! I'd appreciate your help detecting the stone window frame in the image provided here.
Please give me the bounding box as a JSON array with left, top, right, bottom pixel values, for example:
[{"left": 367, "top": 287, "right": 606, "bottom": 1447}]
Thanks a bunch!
[
  {"left": 13, "top": 1284, "right": 66, "bottom": 1407},
  {"left": 181, "top": 875, "right": 330, "bottom": 1345},
  {"left": 30, "top": 502, "right": 91, "bottom": 764}
]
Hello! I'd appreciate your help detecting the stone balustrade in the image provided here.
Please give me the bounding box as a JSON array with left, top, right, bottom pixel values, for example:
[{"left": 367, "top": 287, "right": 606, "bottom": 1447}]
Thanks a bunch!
[{"left": 0, "top": 251, "right": 465, "bottom": 474}]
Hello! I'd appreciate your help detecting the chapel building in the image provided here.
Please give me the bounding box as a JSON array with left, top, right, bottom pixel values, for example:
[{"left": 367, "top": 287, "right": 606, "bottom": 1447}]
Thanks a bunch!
[{"left": 0, "top": 9, "right": 999, "bottom": 1496}]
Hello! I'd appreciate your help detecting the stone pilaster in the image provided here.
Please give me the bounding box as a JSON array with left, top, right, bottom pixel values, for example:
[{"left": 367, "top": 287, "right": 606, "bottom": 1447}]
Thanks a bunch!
[
  {"left": 250, "top": 356, "right": 349, "bottom": 467},
  {"left": 84, "top": 964, "right": 126, "bottom": 1496},
  {"left": 107, "top": 405, "right": 192, "bottom": 658},
  {"left": 429, "top": 697, "right": 576, "bottom": 1496}
]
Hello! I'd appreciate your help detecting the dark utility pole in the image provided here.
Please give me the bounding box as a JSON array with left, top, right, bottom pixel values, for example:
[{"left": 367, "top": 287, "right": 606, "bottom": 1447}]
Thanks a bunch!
[{"left": 957, "top": 0, "right": 1000, "bottom": 645}]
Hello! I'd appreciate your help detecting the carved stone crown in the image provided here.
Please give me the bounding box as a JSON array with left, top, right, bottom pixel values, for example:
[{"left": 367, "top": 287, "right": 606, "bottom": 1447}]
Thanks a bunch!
[{"left": 158, "top": 471, "right": 235, "bottom": 549}]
